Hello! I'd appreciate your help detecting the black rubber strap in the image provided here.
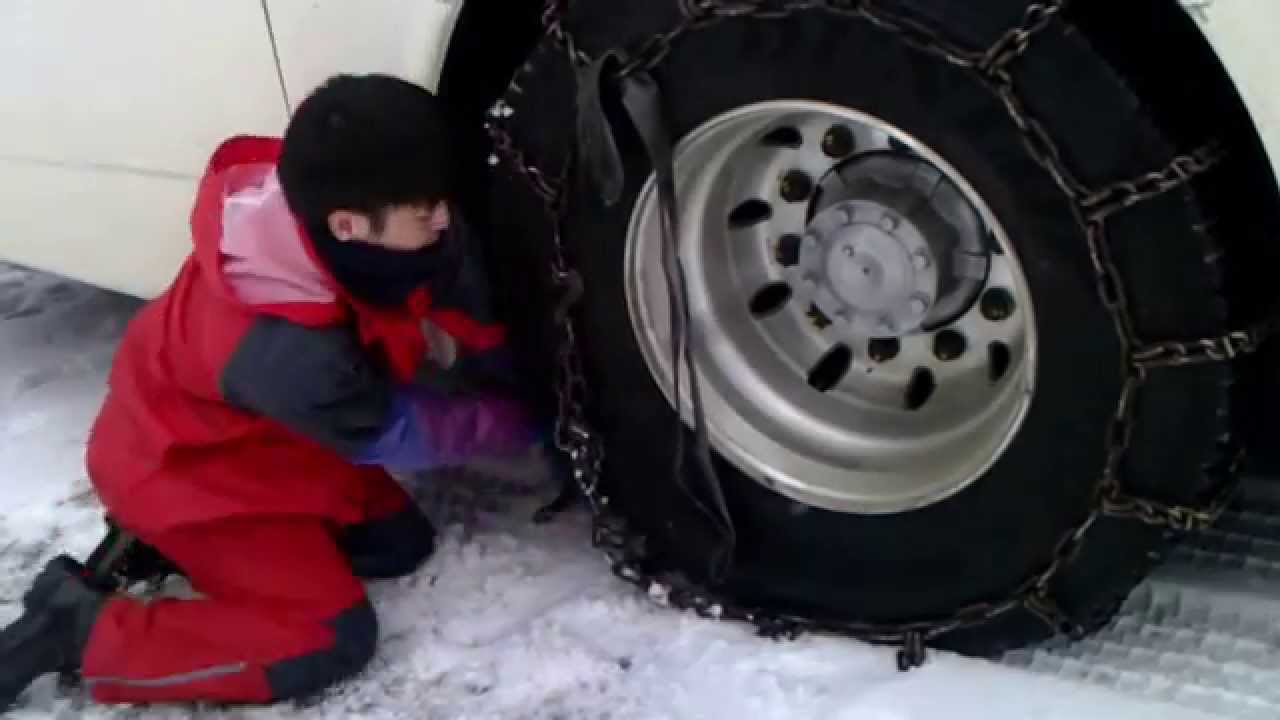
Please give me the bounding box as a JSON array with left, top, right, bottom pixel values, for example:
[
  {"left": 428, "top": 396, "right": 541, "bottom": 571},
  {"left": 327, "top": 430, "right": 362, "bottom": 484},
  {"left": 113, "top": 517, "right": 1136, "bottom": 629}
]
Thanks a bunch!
[
  {"left": 573, "top": 50, "right": 737, "bottom": 582},
  {"left": 575, "top": 53, "right": 627, "bottom": 206},
  {"left": 614, "top": 67, "right": 738, "bottom": 583}
]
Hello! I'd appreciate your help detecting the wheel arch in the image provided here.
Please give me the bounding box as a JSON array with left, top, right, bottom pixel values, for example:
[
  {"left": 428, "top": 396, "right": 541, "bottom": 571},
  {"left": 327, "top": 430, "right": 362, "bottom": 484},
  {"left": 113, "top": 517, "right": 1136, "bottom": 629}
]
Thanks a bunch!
[
  {"left": 436, "top": 0, "right": 545, "bottom": 111},
  {"left": 1065, "top": 2, "right": 1279, "bottom": 202},
  {"left": 1063, "top": 1, "right": 1280, "bottom": 469},
  {"left": 435, "top": 0, "right": 545, "bottom": 222},
  {"left": 431, "top": 1, "right": 1280, "bottom": 218},
  {"left": 1173, "top": 1, "right": 1280, "bottom": 198}
]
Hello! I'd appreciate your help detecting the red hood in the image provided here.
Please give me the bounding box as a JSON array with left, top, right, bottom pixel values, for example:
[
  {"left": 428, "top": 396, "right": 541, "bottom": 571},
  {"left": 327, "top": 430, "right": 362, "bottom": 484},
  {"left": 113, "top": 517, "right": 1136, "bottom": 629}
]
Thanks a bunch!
[{"left": 189, "top": 135, "right": 345, "bottom": 326}]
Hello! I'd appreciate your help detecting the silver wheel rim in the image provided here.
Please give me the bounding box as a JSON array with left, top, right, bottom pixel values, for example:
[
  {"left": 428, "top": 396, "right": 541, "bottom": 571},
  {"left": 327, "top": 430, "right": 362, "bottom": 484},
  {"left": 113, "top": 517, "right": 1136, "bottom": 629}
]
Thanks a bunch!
[{"left": 623, "top": 99, "right": 1038, "bottom": 515}]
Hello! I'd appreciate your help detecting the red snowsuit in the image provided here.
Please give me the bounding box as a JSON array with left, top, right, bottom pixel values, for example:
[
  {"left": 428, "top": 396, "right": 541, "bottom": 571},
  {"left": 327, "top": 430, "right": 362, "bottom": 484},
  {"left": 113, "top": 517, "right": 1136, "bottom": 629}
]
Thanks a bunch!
[{"left": 80, "top": 136, "right": 531, "bottom": 704}]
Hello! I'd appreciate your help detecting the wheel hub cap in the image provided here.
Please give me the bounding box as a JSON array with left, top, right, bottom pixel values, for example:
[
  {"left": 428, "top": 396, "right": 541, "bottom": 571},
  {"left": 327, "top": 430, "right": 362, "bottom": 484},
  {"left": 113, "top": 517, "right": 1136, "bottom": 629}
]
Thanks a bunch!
[{"left": 804, "top": 200, "right": 937, "bottom": 337}]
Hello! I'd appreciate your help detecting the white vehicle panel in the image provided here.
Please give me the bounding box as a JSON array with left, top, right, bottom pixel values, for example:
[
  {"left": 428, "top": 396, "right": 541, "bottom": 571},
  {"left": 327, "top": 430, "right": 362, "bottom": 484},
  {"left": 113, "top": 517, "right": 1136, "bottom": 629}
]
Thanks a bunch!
[
  {"left": 266, "top": 0, "right": 463, "bottom": 105},
  {"left": 0, "top": 164, "right": 196, "bottom": 300},
  {"left": 0, "top": 1, "right": 286, "bottom": 298}
]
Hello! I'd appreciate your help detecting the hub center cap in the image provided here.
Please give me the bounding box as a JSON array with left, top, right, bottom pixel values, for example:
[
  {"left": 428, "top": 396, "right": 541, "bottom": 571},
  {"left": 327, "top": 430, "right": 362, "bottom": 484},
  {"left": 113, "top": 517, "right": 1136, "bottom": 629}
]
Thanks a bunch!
[
  {"left": 798, "top": 200, "right": 939, "bottom": 337},
  {"left": 828, "top": 223, "right": 915, "bottom": 309}
]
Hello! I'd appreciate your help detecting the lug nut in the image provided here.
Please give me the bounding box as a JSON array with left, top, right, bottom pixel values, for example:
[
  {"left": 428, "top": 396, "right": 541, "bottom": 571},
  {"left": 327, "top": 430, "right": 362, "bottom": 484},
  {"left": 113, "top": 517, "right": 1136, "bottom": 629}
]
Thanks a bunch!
[
  {"left": 908, "top": 295, "right": 929, "bottom": 315},
  {"left": 868, "top": 337, "right": 900, "bottom": 363},
  {"left": 779, "top": 170, "right": 814, "bottom": 203},
  {"left": 933, "top": 329, "right": 967, "bottom": 361},
  {"left": 880, "top": 214, "right": 899, "bottom": 232},
  {"left": 822, "top": 124, "right": 856, "bottom": 158},
  {"left": 912, "top": 250, "right": 931, "bottom": 270},
  {"left": 807, "top": 304, "right": 833, "bottom": 330},
  {"left": 980, "top": 287, "right": 1016, "bottom": 322},
  {"left": 842, "top": 245, "right": 856, "bottom": 258},
  {"left": 877, "top": 317, "right": 897, "bottom": 334}
]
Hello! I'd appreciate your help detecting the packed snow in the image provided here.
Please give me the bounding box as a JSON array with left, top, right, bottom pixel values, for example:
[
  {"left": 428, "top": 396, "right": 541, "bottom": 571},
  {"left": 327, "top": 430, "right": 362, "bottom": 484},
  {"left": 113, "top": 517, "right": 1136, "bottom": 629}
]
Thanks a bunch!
[{"left": 0, "top": 262, "right": 1247, "bottom": 719}]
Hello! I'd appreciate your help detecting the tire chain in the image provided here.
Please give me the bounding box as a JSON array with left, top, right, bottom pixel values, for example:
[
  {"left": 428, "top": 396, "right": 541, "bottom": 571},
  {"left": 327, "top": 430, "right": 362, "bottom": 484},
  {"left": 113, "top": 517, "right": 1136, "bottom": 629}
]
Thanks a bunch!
[{"left": 486, "top": 0, "right": 1270, "bottom": 669}]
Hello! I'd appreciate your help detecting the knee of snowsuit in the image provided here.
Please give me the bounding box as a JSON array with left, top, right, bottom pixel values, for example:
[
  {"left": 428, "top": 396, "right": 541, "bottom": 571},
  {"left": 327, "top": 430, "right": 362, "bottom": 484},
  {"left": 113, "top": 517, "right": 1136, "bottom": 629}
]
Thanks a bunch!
[
  {"left": 264, "top": 601, "right": 379, "bottom": 703},
  {"left": 78, "top": 135, "right": 538, "bottom": 705}
]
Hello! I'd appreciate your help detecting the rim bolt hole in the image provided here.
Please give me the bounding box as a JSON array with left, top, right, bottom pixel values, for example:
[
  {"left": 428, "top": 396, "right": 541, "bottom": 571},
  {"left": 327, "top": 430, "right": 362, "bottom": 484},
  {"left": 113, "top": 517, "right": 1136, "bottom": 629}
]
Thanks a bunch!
[
  {"left": 988, "top": 341, "right": 1012, "bottom": 383},
  {"left": 761, "top": 126, "right": 803, "bottom": 149},
  {"left": 779, "top": 170, "right": 814, "bottom": 203},
  {"left": 729, "top": 199, "right": 773, "bottom": 229},
  {"left": 904, "top": 367, "right": 936, "bottom": 411},
  {"left": 980, "top": 287, "right": 1016, "bottom": 322},
  {"left": 822, "top": 124, "right": 855, "bottom": 158},
  {"left": 889, "top": 137, "right": 913, "bottom": 155},
  {"left": 749, "top": 282, "right": 792, "bottom": 317},
  {"left": 933, "top": 329, "right": 967, "bottom": 361},
  {"left": 775, "top": 234, "right": 802, "bottom": 266},
  {"left": 868, "top": 337, "right": 900, "bottom": 363},
  {"left": 808, "top": 344, "right": 853, "bottom": 393}
]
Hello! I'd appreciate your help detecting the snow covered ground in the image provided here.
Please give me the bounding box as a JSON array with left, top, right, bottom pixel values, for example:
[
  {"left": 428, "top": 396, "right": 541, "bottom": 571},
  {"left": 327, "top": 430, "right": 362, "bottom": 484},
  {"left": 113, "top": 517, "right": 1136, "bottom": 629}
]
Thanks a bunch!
[{"left": 0, "top": 262, "right": 1265, "bottom": 719}]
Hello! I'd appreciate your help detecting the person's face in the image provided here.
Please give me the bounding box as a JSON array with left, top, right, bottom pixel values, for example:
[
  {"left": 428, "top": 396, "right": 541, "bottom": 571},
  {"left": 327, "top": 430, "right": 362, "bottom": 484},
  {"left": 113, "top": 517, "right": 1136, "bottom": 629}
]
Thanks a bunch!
[{"left": 327, "top": 200, "right": 451, "bottom": 252}]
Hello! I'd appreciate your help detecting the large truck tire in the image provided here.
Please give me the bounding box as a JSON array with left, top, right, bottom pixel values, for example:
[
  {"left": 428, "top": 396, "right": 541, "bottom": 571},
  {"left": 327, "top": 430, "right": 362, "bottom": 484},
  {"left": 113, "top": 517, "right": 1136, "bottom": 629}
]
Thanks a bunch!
[{"left": 476, "top": 1, "right": 1245, "bottom": 656}]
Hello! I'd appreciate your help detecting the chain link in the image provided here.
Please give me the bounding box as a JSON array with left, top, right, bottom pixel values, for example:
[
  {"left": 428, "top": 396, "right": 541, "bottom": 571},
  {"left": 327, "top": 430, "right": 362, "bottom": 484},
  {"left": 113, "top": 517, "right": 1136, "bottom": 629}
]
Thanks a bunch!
[
  {"left": 488, "top": 0, "right": 1266, "bottom": 666},
  {"left": 979, "top": 0, "right": 1065, "bottom": 74},
  {"left": 1083, "top": 141, "right": 1228, "bottom": 220},
  {"left": 1101, "top": 478, "right": 1238, "bottom": 531},
  {"left": 541, "top": 0, "right": 592, "bottom": 66},
  {"left": 1133, "top": 329, "right": 1263, "bottom": 369}
]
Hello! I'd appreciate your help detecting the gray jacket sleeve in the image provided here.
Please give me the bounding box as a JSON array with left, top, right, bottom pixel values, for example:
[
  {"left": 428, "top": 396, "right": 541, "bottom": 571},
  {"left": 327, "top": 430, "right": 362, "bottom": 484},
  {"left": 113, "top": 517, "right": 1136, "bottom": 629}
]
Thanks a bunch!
[{"left": 219, "top": 315, "right": 394, "bottom": 457}]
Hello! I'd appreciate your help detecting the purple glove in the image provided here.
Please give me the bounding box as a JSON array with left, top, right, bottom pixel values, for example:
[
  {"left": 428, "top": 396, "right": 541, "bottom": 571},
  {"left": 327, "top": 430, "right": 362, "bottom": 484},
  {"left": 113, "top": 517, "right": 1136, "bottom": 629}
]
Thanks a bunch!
[{"left": 349, "top": 384, "right": 539, "bottom": 472}]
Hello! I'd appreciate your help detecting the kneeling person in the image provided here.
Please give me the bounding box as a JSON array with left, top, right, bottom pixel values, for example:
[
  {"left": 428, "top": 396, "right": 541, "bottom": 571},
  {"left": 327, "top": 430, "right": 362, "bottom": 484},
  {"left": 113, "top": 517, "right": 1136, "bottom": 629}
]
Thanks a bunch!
[{"left": 1, "top": 73, "right": 539, "bottom": 709}]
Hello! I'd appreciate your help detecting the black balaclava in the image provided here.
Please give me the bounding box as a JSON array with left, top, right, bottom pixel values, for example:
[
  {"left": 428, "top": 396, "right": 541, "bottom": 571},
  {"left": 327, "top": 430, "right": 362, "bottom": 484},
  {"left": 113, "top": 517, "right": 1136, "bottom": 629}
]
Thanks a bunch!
[{"left": 306, "top": 209, "right": 466, "bottom": 308}]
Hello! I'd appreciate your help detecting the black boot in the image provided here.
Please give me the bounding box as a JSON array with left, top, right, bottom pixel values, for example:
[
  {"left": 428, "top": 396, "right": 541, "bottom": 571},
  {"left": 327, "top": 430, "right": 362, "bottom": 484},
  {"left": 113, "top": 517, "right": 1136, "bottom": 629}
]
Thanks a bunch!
[
  {"left": 118, "top": 537, "right": 185, "bottom": 588},
  {"left": 0, "top": 555, "right": 109, "bottom": 711}
]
